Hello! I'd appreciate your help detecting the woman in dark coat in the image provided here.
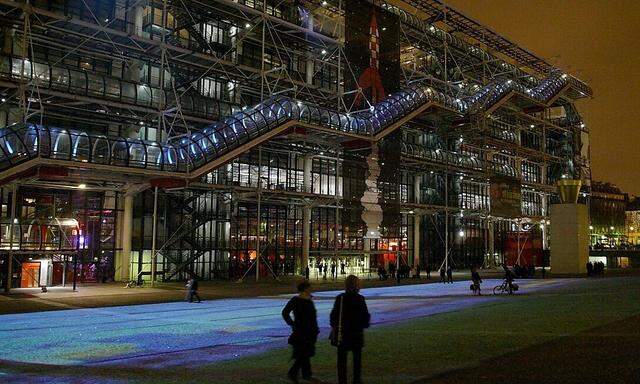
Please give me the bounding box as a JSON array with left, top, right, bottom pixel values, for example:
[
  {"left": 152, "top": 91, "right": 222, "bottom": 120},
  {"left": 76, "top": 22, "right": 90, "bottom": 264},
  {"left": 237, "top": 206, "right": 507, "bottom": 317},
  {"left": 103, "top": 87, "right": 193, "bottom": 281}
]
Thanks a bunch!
[
  {"left": 282, "top": 280, "right": 319, "bottom": 383},
  {"left": 330, "top": 275, "right": 370, "bottom": 384}
]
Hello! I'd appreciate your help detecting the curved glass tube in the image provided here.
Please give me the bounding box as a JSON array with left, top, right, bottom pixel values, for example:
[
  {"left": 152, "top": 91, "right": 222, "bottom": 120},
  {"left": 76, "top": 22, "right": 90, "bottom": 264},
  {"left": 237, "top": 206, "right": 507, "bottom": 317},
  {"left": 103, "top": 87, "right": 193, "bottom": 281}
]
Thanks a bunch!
[{"left": 0, "top": 72, "right": 575, "bottom": 176}]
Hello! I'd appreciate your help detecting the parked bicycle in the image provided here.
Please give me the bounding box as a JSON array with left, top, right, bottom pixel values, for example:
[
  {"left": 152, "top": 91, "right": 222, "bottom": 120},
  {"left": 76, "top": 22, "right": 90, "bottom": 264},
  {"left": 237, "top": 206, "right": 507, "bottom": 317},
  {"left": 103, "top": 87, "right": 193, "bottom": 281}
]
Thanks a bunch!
[
  {"left": 124, "top": 279, "right": 144, "bottom": 288},
  {"left": 124, "top": 272, "right": 145, "bottom": 288}
]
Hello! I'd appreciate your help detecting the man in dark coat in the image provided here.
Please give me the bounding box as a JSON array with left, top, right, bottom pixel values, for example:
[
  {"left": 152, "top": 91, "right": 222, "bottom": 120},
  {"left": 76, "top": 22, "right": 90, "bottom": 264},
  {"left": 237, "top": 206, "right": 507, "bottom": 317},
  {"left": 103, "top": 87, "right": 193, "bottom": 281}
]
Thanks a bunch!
[
  {"left": 282, "top": 280, "right": 319, "bottom": 383},
  {"left": 330, "top": 275, "right": 370, "bottom": 384},
  {"left": 185, "top": 276, "right": 201, "bottom": 303}
]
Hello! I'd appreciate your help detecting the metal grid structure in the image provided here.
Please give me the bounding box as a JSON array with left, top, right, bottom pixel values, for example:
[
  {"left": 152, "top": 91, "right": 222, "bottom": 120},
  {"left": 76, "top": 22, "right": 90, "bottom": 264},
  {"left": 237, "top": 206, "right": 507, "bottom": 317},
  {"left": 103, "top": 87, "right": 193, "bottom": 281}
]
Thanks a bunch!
[{"left": 0, "top": 0, "right": 591, "bottom": 290}]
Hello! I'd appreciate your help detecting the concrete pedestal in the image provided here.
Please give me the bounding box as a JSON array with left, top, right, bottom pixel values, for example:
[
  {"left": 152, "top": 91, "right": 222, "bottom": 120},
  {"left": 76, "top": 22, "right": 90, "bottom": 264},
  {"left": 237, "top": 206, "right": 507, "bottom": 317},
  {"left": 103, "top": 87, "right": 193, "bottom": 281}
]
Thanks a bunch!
[{"left": 549, "top": 203, "right": 589, "bottom": 275}]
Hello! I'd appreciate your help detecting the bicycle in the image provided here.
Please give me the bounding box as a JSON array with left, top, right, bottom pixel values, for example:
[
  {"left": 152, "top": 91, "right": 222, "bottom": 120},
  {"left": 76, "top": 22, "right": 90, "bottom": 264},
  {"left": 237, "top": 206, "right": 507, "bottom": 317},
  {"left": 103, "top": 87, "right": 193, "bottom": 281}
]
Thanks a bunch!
[
  {"left": 493, "top": 280, "right": 518, "bottom": 295},
  {"left": 124, "top": 278, "right": 145, "bottom": 288}
]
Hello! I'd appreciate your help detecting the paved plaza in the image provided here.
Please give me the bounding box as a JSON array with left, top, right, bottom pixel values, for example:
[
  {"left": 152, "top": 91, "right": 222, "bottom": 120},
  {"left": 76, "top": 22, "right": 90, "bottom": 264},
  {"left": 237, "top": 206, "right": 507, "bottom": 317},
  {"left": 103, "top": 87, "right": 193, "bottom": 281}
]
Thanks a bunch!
[{"left": 0, "top": 278, "right": 574, "bottom": 381}]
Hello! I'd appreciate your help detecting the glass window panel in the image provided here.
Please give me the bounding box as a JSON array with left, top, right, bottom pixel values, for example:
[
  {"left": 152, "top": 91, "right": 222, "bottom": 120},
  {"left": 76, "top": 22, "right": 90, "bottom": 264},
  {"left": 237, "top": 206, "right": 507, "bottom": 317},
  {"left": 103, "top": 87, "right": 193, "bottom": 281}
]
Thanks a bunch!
[
  {"left": 51, "top": 67, "right": 69, "bottom": 91},
  {"left": 121, "top": 82, "right": 135, "bottom": 102},
  {"left": 128, "top": 140, "right": 147, "bottom": 167},
  {"left": 71, "top": 132, "right": 90, "bottom": 161},
  {"left": 50, "top": 128, "right": 71, "bottom": 159},
  {"left": 87, "top": 73, "right": 104, "bottom": 96},
  {"left": 110, "top": 139, "right": 128, "bottom": 166},
  {"left": 104, "top": 78, "right": 120, "bottom": 99},
  {"left": 92, "top": 136, "right": 110, "bottom": 164},
  {"left": 137, "top": 85, "right": 152, "bottom": 106},
  {"left": 69, "top": 70, "right": 87, "bottom": 94}
]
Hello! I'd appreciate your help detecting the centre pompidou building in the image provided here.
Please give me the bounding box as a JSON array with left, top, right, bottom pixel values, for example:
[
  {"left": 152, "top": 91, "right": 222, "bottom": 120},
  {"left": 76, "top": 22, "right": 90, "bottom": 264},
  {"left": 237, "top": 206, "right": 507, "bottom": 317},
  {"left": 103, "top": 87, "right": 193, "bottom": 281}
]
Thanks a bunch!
[{"left": 0, "top": 0, "right": 591, "bottom": 289}]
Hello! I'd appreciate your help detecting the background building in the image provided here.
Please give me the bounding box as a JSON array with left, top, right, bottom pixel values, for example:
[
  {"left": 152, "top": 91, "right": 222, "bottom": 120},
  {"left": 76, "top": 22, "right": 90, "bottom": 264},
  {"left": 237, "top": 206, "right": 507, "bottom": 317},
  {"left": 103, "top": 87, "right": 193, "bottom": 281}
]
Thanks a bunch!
[
  {"left": 626, "top": 197, "right": 640, "bottom": 246},
  {"left": 0, "top": 0, "right": 591, "bottom": 289},
  {"left": 589, "top": 181, "right": 628, "bottom": 248}
]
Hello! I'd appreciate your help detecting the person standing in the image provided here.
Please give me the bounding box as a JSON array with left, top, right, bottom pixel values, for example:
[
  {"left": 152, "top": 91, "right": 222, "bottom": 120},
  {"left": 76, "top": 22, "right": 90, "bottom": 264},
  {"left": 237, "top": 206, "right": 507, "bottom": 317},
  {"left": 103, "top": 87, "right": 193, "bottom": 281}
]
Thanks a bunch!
[
  {"left": 440, "top": 266, "right": 446, "bottom": 283},
  {"left": 446, "top": 265, "right": 453, "bottom": 283},
  {"left": 305, "top": 265, "right": 310, "bottom": 281},
  {"left": 331, "top": 275, "right": 370, "bottom": 384},
  {"left": 185, "top": 276, "right": 201, "bottom": 303},
  {"left": 282, "top": 280, "right": 319, "bottom": 383},
  {"left": 586, "top": 261, "right": 593, "bottom": 277}
]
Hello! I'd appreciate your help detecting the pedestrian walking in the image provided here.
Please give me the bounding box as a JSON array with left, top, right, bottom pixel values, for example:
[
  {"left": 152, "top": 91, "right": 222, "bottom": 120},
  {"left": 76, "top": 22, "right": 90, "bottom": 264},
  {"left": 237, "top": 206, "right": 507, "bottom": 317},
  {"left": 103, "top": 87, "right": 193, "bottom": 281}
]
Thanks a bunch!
[
  {"left": 305, "top": 266, "right": 310, "bottom": 280},
  {"left": 446, "top": 265, "right": 453, "bottom": 283},
  {"left": 185, "top": 276, "right": 201, "bottom": 303},
  {"left": 323, "top": 264, "right": 328, "bottom": 280},
  {"left": 331, "top": 263, "right": 337, "bottom": 280},
  {"left": 389, "top": 263, "right": 396, "bottom": 279},
  {"left": 330, "top": 275, "right": 370, "bottom": 384},
  {"left": 282, "top": 280, "right": 319, "bottom": 383},
  {"left": 440, "top": 267, "right": 446, "bottom": 283}
]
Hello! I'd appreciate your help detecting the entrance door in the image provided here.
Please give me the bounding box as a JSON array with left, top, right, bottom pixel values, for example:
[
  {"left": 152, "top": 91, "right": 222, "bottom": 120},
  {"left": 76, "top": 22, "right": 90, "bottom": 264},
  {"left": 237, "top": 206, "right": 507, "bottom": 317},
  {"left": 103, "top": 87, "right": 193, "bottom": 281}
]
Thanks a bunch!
[{"left": 21, "top": 262, "right": 41, "bottom": 288}]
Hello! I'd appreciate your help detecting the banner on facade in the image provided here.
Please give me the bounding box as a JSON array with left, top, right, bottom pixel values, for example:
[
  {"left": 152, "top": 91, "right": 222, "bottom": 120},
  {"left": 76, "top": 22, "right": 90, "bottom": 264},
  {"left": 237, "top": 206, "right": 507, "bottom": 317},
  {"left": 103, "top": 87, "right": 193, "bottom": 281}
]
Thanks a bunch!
[
  {"left": 490, "top": 176, "right": 522, "bottom": 218},
  {"left": 345, "top": 0, "right": 400, "bottom": 108}
]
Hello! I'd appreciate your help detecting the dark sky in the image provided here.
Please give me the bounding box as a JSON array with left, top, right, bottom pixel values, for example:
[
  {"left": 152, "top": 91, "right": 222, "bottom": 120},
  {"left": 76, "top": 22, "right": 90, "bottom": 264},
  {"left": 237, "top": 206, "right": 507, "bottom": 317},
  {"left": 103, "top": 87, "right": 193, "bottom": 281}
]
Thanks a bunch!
[{"left": 445, "top": 0, "right": 640, "bottom": 195}]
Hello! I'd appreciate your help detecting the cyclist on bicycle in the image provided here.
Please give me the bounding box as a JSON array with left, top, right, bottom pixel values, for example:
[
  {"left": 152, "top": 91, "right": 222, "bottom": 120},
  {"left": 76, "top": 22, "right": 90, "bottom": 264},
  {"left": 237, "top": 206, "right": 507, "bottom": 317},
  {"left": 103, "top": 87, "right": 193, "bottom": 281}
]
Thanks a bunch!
[
  {"left": 471, "top": 267, "right": 482, "bottom": 295},
  {"left": 503, "top": 265, "right": 516, "bottom": 294}
]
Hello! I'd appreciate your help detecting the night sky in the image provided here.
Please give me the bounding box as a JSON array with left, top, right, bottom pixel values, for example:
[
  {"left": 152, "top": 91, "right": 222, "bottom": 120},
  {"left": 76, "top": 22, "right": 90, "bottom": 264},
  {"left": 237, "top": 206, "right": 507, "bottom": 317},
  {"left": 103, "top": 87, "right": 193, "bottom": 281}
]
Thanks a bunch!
[{"left": 446, "top": 0, "right": 640, "bottom": 195}]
